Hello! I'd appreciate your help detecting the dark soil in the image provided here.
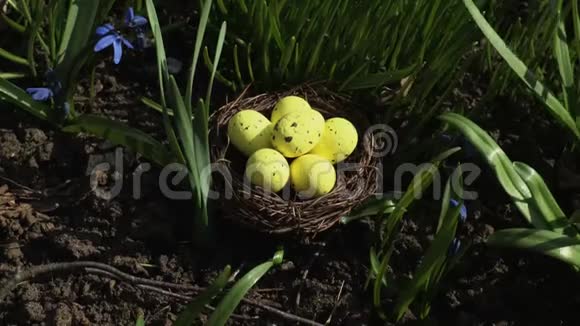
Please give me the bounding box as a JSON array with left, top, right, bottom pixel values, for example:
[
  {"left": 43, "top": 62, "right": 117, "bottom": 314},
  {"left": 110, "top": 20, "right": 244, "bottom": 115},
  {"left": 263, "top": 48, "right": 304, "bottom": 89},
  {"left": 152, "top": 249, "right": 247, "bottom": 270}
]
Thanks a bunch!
[{"left": 2, "top": 7, "right": 580, "bottom": 326}]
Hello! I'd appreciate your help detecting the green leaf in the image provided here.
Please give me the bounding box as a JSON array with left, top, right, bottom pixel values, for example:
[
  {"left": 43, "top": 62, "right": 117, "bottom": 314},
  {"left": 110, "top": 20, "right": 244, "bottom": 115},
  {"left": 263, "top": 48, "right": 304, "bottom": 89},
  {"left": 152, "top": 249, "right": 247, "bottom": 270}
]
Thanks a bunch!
[
  {"left": 135, "top": 315, "right": 145, "bottom": 326},
  {"left": 185, "top": 0, "right": 213, "bottom": 113},
  {"left": 340, "top": 64, "right": 416, "bottom": 91},
  {"left": 168, "top": 76, "right": 199, "bottom": 195},
  {"left": 62, "top": 114, "right": 173, "bottom": 166},
  {"left": 373, "top": 147, "right": 460, "bottom": 319},
  {"left": 56, "top": 0, "right": 99, "bottom": 95},
  {"left": 206, "top": 249, "right": 284, "bottom": 326},
  {"left": 0, "top": 77, "right": 51, "bottom": 122},
  {"left": 462, "top": 0, "right": 580, "bottom": 140},
  {"left": 438, "top": 113, "right": 531, "bottom": 201},
  {"left": 192, "top": 99, "right": 211, "bottom": 230},
  {"left": 145, "top": 0, "right": 170, "bottom": 106},
  {"left": 553, "top": 0, "right": 575, "bottom": 115},
  {"left": 513, "top": 162, "right": 568, "bottom": 232},
  {"left": 146, "top": 0, "right": 185, "bottom": 165},
  {"left": 1, "top": 12, "right": 26, "bottom": 33},
  {"left": 438, "top": 112, "right": 570, "bottom": 230},
  {"left": 206, "top": 21, "right": 227, "bottom": 108},
  {"left": 141, "top": 96, "right": 174, "bottom": 116},
  {"left": 394, "top": 171, "right": 464, "bottom": 321},
  {"left": 174, "top": 266, "right": 232, "bottom": 326},
  {"left": 487, "top": 228, "right": 580, "bottom": 269},
  {"left": 0, "top": 73, "right": 27, "bottom": 79},
  {"left": 340, "top": 195, "right": 397, "bottom": 224},
  {"left": 0, "top": 47, "right": 29, "bottom": 66}
]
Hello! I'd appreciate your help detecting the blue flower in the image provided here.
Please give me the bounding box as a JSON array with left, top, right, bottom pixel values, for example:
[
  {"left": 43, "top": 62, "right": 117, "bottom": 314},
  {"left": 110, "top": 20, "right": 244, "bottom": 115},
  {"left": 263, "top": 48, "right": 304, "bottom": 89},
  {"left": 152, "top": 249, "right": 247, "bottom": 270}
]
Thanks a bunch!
[
  {"left": 450, "top": 199, "right": 467, "bottom": 222},
  {"left": 94, "top": 24, "right": 134, "bottom": 64},
  {"left": 26, "top": 87, "right": 54, "bottom": 101},
  {"left": 448, "top": 238, "right": 461, "bottom": 257},
  {"left": 125, "top": 7, "right": 147, "bottom": 29}
]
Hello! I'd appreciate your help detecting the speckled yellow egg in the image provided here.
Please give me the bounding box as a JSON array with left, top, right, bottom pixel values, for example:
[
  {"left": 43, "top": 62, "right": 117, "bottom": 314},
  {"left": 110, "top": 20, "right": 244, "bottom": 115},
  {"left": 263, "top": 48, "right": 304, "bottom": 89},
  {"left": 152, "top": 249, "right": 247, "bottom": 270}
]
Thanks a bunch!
[
  {"left": 309, "top": 118, "right": 358, "bottom": 163},
  {"left": 271, "top": 111, "right": 324, "bottom": 158},
  {"left": 227, "top": 110, "right": 273, "bottom": 156},
  {"left": 271, "top": 96, "right": 312, "bottom": 124},
  {"left": 290, "top": 154, "right": 336, "bottom": 198},
  {"left": 244, "top": 148, "right": 290, "bottom": 193}
]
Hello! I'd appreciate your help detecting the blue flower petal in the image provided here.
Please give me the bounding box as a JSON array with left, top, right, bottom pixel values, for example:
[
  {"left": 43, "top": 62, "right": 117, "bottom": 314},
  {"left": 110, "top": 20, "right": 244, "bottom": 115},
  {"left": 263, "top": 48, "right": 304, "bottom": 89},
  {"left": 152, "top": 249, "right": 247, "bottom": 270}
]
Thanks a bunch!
[
  {"left": 448, "top": 238, "right": 461, "bottom": 256},
  {"left": 113, "top": 39, "right": 123, "bottom": 64},
  {"left": 96, "top": 23, "right": 115, "bottom": 36},
  {"left": 26, "top": 88, "right": 53, "bottom": 101},
  {"left": 131, "top": 15, "right": 148, "bottom": 27},
  {"left": 459, "top": 205, "right": 467, "bottom": 221},
  {"left": 450, "top": 199, "right": 467, "bottom": 221},
  {"left": 121, "top": 37, "right": 134, "bottom": 49},
  {"left": 125, "top": 7, "right": 135, "bottom": 25},
  {"left": 94, "top": 34, "right": 117, "bottom": 52}
]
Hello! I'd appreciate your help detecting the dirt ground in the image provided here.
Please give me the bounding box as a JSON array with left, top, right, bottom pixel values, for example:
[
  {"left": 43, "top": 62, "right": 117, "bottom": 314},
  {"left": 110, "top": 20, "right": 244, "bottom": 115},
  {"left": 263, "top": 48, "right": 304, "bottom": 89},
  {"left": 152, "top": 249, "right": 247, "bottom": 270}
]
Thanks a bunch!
[{"left": 2, "top": 8, "right": 580, "bottom": 324}]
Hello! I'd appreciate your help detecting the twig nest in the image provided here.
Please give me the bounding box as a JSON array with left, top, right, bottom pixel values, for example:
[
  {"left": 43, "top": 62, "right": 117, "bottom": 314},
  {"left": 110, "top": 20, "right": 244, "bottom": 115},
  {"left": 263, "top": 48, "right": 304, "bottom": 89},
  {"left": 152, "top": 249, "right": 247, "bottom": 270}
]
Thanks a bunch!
[{"left": 210, "top": 84, "right": 380, "bottom": 235}]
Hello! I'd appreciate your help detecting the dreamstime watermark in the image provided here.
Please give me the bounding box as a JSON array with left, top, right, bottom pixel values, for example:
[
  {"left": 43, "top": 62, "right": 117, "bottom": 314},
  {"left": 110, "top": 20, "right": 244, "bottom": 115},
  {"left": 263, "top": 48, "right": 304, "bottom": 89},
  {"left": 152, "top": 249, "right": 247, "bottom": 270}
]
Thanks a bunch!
[{"left": 88, "top": 124, "right": 481, "bottom": 201}]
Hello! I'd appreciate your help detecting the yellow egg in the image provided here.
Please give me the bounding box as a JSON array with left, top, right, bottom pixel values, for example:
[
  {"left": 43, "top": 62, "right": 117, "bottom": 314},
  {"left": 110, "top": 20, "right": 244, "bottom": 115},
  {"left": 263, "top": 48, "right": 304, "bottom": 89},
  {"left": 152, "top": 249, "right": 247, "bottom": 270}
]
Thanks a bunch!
[
  {"left": 244, "top": 148, "right": 290, "bottom": 193},
  {"left": 290, "top": 154, "right": 336, "bottom": 198},
  {"left": 309, "top": 118, "right": 358, "bottom": 163},
  {"left": 271, "top": 96, "right": 312, "bottom": 124},
  {"left": 271, "top": 111, "right": 324, "bottom": 158},
  {"left": 227, "top": 110, "right": 273, "bottom": 156}
]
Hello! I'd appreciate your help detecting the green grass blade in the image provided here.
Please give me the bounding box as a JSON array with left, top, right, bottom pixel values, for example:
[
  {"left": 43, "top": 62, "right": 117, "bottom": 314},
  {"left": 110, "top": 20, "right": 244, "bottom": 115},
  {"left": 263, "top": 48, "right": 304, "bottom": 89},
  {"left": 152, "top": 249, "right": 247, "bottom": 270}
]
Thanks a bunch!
[
  {"left": 174, "top": 266, "right": 232, "bottom": 326},
  {"left": 192, "top": 98, "right": 211, "bottom": 229},
  {"left": 487, "top": 228, "right": 580, "bottom": 269},
  {"left": 438, "top": 113, "right": 531, "bottom": 201},
  {"left": 141, "top": 96, "right": 174, "bottom": 116},
  {"left": 168, "top": 76, "right": 199, "bottom": 191},
  {"left": 145, "top": 0, "right": 169, "bottom": 105},
  {"left": 0, "top": 73, "right": 27, "bottom": 79},
  {"left": 206, "top": 250, "right": 284, "bottom": 326},
  {"left": 438, "top": 113, "right": 569, "bottom": 229},
  {"left": 0, "top": 47, "right": 29, "bottom": 66},
  {"left": 394, "top": 172, "right": 463, "bottom": 321},
  {"left": 146, "top": 0, "right": 184, "bottom": 165},
  {"left": 573, "top": 0, "right": 580, "bottom": 69},
  {"left": 340, "top": 195, "right": 397, "bottom": 224},
  {"left": 55, "top": 0, "right": 99, "bottom": 93},
  {"left": 513, "top": 162, "right": 568, "bottom": 232},
  {"left": 185, "top": 0, "right": 213, "bottom": 113},
  {"left": 553, "top": 0, "right": 575, "bottom": 116},
  {"left": 373, "top": 147, "right": 461, "bottom": 318},
  {"left": 267, "top": 3, "right": 284, "bottom": 51},
  {"left": 369, "top": 247, "right": 387, "bottom": 287},
  {"left": 0, "top": 77, "right": 50, "bottom": 122},
  {"left": 1, "top": 12, "right": 25, "bottom": 33},
  {"left": 135, "top": 315, "right": 145, "bottom": 326},
  {"left": 278, "top": 36, "right": 296, "bottom": 75},
  {"left": 462, "top": 0, "right": 579, "bottom": 140},
  {"left": 62, "top": 114, "right": 173, "bottom": 166},
  {"left": 340, "top": 64, "right": 416, "bottom": 91},
  {"left": 206, "top": 21, "right": 226, "bottom": 108}
]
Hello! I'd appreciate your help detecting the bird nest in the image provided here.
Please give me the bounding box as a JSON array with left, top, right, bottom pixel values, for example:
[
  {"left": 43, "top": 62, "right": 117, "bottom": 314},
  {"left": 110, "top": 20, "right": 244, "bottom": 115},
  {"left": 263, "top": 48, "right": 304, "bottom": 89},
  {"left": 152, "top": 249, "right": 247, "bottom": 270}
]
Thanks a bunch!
[{"left": 209, "top": 84, "right": 382, "bottom": 235}]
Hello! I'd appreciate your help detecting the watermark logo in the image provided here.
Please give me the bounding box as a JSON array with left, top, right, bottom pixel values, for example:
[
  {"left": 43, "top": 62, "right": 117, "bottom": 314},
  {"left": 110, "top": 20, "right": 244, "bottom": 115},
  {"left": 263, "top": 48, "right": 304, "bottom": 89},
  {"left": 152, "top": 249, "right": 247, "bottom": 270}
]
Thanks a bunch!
[
  {"left": 87, "top": 124, "right": 481, "bottom": 202},
  {"left": 364, "top": 124, "right": 398, "bottom": 157}
]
